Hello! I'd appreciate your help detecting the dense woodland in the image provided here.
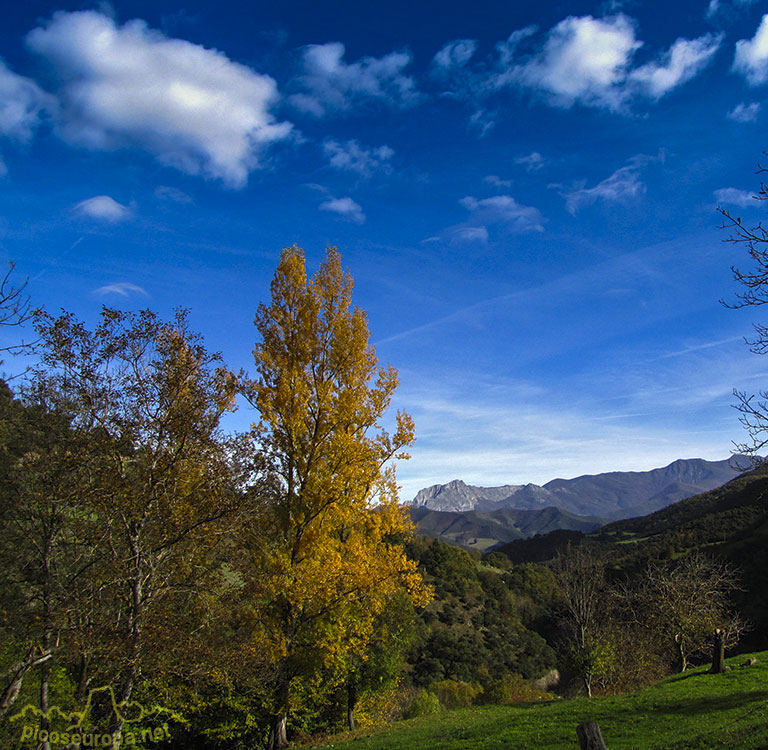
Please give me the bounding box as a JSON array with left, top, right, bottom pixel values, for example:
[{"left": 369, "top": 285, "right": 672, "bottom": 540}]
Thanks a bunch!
[{"left": 1, "top": 237, "right": 767, "bottom": 750}]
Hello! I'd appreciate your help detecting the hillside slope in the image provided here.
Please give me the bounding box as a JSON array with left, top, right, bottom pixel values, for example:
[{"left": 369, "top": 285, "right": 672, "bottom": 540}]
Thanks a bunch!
[{"left": 312, "top": 652, "right": 768, "bottom": 750}]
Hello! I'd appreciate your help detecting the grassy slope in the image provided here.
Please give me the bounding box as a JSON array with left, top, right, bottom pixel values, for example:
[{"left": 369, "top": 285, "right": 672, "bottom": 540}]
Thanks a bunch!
[{"left": 309, "top": 652, "right": 768, "bottom": 750}]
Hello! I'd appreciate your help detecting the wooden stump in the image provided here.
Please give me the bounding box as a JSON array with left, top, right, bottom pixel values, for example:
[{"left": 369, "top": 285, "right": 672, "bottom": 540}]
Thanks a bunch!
[{"left": 577, "top": 721, "right": 608, "bottom": 750}]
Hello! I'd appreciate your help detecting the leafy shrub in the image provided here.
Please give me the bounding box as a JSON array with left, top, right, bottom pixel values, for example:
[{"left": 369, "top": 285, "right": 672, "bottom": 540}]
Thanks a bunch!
[
  {"left": 428, "top": 679, "right": 481, "bottom": 709},
  {"left": 404, "top": 689, "right": 443, "bottom": 718},
  {"left": 479, "top": 673, "right": 552, "bottom": 705}
]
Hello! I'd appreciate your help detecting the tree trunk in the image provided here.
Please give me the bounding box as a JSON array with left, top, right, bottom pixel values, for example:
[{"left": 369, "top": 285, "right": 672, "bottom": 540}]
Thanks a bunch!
[
  {"left": 267, "top": 713, "right": 288, "bottom": 750},
  {"left": 675, "top": 634, "right": 687, "bottom": 673},
  {"left": 0, "top": 647, "right": 52, "bottom": 719},
  {"left": 710, "top": 629, "right": 725, "bottom": 674},
  {"left": 577, "top": 721, "right": 608, "bottom": 750},
  {"left": 39, "top": 632, "right": 51, "bottom": 750},
  {"left": 267, "top": 673, "right": 290, "bottom": 750},
  {"left": 347, "top": 680, "right": 357, "bottom": 732}
]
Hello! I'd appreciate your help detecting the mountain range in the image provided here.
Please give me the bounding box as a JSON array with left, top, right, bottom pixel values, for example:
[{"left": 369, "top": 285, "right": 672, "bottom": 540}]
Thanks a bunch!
[
  {"left": 408, "top": 456, "right": 752, "bottom": 550},
  {"left": 410, "top": 457, "right": 750, "bottom": 520}
]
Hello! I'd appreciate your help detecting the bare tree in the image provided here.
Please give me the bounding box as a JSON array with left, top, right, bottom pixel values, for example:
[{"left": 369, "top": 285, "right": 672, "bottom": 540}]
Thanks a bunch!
[
  {"left": 0, "top": 262, "right": 32, "bottom": 363},
  {"left": 553, "top": 547, "right": 609, "bottom": 697},
  {"left": 637, "top": 554, "right": 743, "bottom": 673},
  {"left": 719, "top": 164, "right": 768, "bottom": 459}
]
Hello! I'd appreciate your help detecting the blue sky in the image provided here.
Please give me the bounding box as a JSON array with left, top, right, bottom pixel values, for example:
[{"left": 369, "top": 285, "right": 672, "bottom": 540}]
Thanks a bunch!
[{"left": 2, "top": 0, "right": 768, "bottom": 500}]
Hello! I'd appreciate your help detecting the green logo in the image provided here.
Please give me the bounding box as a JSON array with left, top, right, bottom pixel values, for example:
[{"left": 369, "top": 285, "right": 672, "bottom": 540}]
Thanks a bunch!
[{"left": 10, "top": 685, "right": 173, "bottom": 747}]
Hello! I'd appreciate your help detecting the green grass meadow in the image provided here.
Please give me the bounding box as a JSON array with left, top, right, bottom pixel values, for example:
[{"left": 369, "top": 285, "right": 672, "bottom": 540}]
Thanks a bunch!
[{"left": 310, "top": 652, "right": 768, "bottom": 750}]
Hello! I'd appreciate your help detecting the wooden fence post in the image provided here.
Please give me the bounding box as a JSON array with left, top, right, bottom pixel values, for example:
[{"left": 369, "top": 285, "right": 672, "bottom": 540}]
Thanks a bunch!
[{"left": 577, "top": 721, "right": 608, "bottom": 750}]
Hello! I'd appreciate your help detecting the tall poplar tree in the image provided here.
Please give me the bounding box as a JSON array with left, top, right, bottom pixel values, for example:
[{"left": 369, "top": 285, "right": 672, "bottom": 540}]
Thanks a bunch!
[{"left": 242, "top": 246, "right": 428, "bottom": 749}]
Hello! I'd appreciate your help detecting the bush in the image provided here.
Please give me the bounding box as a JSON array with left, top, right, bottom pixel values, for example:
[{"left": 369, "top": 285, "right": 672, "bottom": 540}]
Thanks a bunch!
[
  {"left": 428, "top": 679, "right": 481, "bottom": 709},
  {"left": 479, "top": 673, "right": 552, "bottom": 705},
  {"left": 404, "top": 689, "right": 443, "bottom": 718}
]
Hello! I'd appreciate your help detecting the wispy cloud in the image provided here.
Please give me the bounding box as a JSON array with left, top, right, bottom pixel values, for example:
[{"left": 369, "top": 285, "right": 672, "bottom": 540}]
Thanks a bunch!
[
  {"left": 155, "top": 185, "right": 193, "bottom": 203},
  {"left": 94, "top": 282, "right": 148, "bottom": 297},
  {"left": 563, "top": 154, "right": 654, "bottom": 214},
  {"left": 629, "top": 33, "right": 722, "bottom": 99},
  {"left": 319, "top": 196, "right": 365, "bottom": 223},
  {"left": 460, "top": 194, "right": 545, "bottom": 232},
  {"left": 432, "top": 39, "right": 478, "bottom": 74},
  {"left": 73, "top": 195, "right": 132, "bottom": 222},
  {"left": 484, "top": 175, "right": 512, "bottom": 188},
  {"left": 714, "top": 187, "right": 756, "bottom": 207},
  {"left": 289, "top": 42, "right": 420, "bottom": 116},
  {"left": 727, "top": 102, "right": 760, "bottom": 122},
  {"left": 516, "top": 152, "right": 545, "bottom": 172},
  {"left": 26, "top": 10, "right": 292, "bottom": 187},
  {"left": 323, "top": 139, "right": 394, "bottom": 177}
]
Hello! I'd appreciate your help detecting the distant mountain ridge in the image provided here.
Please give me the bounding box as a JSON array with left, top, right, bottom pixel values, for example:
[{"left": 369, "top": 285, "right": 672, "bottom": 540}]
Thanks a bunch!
[{"left": 410, "top": 457, "right": 751, "bottom": 521}]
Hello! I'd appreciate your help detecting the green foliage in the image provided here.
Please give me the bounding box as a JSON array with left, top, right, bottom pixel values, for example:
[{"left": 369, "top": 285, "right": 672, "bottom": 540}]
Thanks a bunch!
[
  {"left": 428, "top": 680, "right": 481, "bottom": 709},
  {"left": 403, "top": 689, "right": 442, "bottom": 719},
  {"left": 478, "top": 672, "right": 552, "bottom": 705}
]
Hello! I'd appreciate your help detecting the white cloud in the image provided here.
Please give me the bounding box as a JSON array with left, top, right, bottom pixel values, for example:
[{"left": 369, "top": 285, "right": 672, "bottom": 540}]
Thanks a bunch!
[
  {"left": 563, "top": 157, "right": 649, "bottom": 214},
  {"left": 289, "top": 42, "right": 419, "bottom": 116},
  {"left": 733, "top": 14, "right": 768, "bottom": 86},
  {"left": 714, "top": 187, "right": 756, "bottom": 207},
  {"left": 630, "top": 34, "right": 722, "bottom": 98},
  {"left": 0, "top": 59, "right": 54, "bottom": 141},
  {"left": 319, "top": 196, "right": 365, "bottom": 223},
  {"left": 460, "top": 194, "right": 545, "bottom": 233},
  {"left": 26, "top": 11, "right": 292, "bottom": 187},
  {"left": 432, "top": 39, "right": 477, "bottom": 72},
  {"left": 727, "top": 102, "right": 760, "bottom": 122},
  {"left": 323, "top": 139, "right": 394, "bottom": 177},
  {"left": 94, "top": 282, "right": 148, "bottom": 297},
  {"left": 512, "top": 15, "right": 641, "bottom": 110},
  {"left": 485, "top": 175, "right": 512, "bottom": 188},
  {"left": 516, "top": 151, "right": 544, "bottom": 171},
  {"left": 73, "top": 195, "right": 132, "bottom": 222},
  {"left": 491, "top": 16, "right": 719, "bottom": 111}
]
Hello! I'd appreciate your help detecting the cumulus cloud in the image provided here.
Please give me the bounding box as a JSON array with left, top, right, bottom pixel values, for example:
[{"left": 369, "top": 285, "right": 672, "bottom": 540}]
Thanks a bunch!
[
  {"left": 460, "top": 194, "right": 545, "bottom": 233},
  {"left": 714, "top": 187, "right": 756, "bottom": 207},
  {"left": 73, "top": 195, "right": 132, "bottom": 222},
  {"left": 323, "top": 139, "right": 394, "bottom": 176},
  {"left": 510, "top": 15, "right": 641, "bottom": 110},
  {"left": 26, "top": 10, "right": 292, "bottom": 187},
  {"left": 94, "top": 282, "right": 148, "bottom": 297},
  {"left": 733, "top": 14, "right": 768, "bottom": 85},
  {"left": 563, "top": 157, "right": 650, "bottom": 214},
  {"left": 490, "top": 16, "right": 720, "bottom": 111},
  {"left": 728, "top": 102, "right": 760, "bottom": 122},
  {"left": 289, "top": 42, "right": 420, "bottom": 116},
  {"left": 516, "top": 151, "right": 544, "bottom": 171},
  {"left": 0, "top": 59, "right": 54, "bottom": 141},
  {"left": 319, "top": 196, "right": 365, "bottom": 223},
  {"left": 630, "top": 34, "right": 722, "bottom": 98}
]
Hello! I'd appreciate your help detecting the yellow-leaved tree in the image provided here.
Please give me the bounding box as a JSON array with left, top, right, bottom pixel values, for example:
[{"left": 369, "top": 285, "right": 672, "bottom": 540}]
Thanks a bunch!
[{"left": 240, "top": 246, "right": 429, "bottom": 749}]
